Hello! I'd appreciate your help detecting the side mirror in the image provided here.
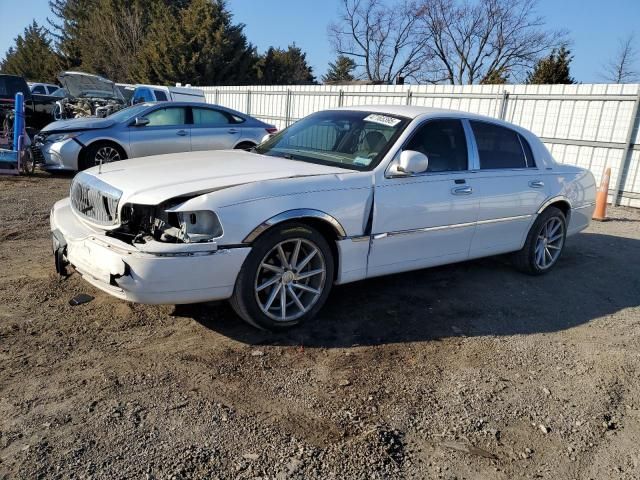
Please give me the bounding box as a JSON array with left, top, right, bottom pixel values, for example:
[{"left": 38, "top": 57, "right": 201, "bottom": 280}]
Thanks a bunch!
[
  {"left": 389, "top": 150, "right": 429, "bottom": 176},
  {"left": 133, "top": 117, "right": 149, "bottom": 127}
]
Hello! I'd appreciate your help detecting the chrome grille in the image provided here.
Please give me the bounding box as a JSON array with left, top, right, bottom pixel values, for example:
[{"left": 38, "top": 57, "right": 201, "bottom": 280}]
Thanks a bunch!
[{"left": 70, "top": 172, "right": 122, "bottom": 227}]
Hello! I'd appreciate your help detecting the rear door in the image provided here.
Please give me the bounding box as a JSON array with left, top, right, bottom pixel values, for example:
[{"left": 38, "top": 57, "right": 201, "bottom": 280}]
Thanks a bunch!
[
  {"left": 190, "top": 106, "right": 241, "bottom": 151},
  {"left": 467, "top": 120, "right": 547, "bottom": 257},
  {"left": 128, "top": 106, "right": 191, "bottom": 158}
]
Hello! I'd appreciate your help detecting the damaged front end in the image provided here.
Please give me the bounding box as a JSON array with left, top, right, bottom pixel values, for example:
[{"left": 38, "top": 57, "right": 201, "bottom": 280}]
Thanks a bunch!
[{"left": 110, "top": 201, "right": 224, "bottom": 250}]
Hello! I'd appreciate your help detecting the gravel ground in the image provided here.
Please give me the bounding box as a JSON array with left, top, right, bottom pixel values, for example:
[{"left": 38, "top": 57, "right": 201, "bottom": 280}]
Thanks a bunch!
[{"left": 1, "top": 173, "right": 639, "bottom": 480}]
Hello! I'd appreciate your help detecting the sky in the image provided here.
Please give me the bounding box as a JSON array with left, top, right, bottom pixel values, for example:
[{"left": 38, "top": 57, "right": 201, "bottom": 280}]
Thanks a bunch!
[{"left": 1, "top": 0, "right": 639, "bottom": 83}]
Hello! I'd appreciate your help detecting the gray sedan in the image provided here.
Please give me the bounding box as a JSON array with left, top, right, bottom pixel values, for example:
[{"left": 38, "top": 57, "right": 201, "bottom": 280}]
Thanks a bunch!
[{"left": 35, "top": 102, "right": 277, "bottom": 171}]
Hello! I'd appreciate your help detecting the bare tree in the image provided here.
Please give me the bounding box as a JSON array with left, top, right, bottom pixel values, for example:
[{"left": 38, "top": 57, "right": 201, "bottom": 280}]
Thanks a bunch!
[
  {"left": 328, "top": 0, "right": 433, "bottom": 83},
  {"left": 602, "top": 34, "right": 639, "bottom": 83},
  {"left": 416, "top": 0, "right": 565, "bottom": 84}
]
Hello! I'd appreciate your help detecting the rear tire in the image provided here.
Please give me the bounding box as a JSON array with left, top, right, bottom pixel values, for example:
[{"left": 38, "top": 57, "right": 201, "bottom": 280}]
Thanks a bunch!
[
  {"left": 79, "top": 142, "right": 126, "bottom": 171},
  {"left": 513, "top": 206, "right": 566, "bottom": 275},
  {"left": 230, "top": 222, "right": 334, "bottom": 330},
  {"left": 234, "top": 141, "right": 256, "bottom": 151}
]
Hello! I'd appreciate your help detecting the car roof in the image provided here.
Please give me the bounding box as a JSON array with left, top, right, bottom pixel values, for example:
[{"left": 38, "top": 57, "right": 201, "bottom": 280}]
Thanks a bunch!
[{"left": 335, "top": 104, "right": 535, "bottom": 134}]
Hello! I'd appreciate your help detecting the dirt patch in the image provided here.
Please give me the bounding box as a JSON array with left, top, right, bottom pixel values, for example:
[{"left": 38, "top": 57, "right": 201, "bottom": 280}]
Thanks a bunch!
[{"left": 1, "top": 173, "right": 639, "bottom": 479}]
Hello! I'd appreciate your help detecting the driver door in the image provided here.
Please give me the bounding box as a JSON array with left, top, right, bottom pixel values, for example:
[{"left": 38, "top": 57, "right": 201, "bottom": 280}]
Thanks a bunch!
[{"left": 367, "top": 119, "right": 479, "bottom": 278}]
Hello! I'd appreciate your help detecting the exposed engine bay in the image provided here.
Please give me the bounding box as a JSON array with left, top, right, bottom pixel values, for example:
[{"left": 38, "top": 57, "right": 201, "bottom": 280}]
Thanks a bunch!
[
  {"left": 53, "top": 71, "right": 126, "bottom": 120},
  {"left": 53, "top": 96, "right": 124, "bottom": 120},
  {"left": 109, "top": 201, "right": 223, "bottom": 246}
]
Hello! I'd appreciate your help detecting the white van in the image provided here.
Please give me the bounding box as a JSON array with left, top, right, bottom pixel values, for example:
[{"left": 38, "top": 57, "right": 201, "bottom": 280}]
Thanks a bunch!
[{"left": 131, "top": 84, "right": 206, "bottom": 104}]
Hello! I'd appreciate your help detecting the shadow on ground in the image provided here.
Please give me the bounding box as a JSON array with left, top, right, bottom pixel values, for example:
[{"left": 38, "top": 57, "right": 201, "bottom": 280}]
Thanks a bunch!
[{"left": 178, "top": 232, "right": 640, "bottom": 348}]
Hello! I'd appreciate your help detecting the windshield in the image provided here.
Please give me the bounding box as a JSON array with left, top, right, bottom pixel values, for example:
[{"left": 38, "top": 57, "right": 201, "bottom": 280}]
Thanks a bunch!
[
  {"left": 255, "top": 110, "right": 410, "bottom": 170},
  {"left": 107, "top": 104, "right": 149, "bottom": 123}
]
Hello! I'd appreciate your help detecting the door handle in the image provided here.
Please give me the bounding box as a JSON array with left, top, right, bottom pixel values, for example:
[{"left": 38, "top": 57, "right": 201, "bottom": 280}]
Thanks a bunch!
[
  {"left": 451, "top": 186, "right": 473, "bottom": 195},
  {"left": 228, "top": 128, "right": 239, "bottom": 134},
  {"left": 176, "top": 130, "right": 188, "bottom": 136},
  {"left": 529, "top": 180, "right": 544, "bottom": 188}
]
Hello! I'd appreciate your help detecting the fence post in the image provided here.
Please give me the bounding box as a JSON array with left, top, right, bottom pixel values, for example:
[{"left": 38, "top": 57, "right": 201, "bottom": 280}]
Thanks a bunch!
[
  {"left": 612, "top": 87, "right": 640, "bottom": 206},
  {"left": 214, "top": 89, "right": 219, "bottom": 105},
  {"left": 246, "top": 90, "right": 251, "bottom": 115},
  {"left": 406, "top": 89, "right": 413, "bottom": 106},
  {"left": 338, "top": 89, "right": 344, "bottom": 107},
  {"left": 498, "top": 90, "right": 509, "bottom": 120},
  {"left": 285, "top": 89, "right": 292, "bottom": 127}
]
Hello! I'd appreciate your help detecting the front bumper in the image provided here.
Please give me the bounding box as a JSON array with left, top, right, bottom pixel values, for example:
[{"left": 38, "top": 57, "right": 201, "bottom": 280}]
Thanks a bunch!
[
  {"left": 39, "top": 138, "right": 81, "bottom": 171},
  {"left": 50, "top": 198, "right": 251, "bottom": 304}
]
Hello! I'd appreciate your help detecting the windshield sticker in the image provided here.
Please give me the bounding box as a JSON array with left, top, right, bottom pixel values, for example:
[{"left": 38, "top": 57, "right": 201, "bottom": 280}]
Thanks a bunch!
[
  {"left": 353, "top": 156, "right": 373, "bottom": 166},
  {"left": 364, "top": 114, "right": 401, "bottom": 127}
]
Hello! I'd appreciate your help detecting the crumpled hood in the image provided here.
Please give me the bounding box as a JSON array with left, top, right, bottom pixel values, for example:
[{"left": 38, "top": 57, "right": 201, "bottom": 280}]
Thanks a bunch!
[
  {"left": 41, "top": 116, "right": 116, "bottom": 133},
  {"left": 83, "top": 149, "right": 355, "bottom": 206},
  {"left": 58, "top": 71, "right": 124, "bottom": 101}
]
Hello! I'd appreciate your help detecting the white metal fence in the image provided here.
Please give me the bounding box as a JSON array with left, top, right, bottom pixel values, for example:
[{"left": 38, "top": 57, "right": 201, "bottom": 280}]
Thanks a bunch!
[{"left": 201, "top": 84, "right": 640, "bottom": 208}]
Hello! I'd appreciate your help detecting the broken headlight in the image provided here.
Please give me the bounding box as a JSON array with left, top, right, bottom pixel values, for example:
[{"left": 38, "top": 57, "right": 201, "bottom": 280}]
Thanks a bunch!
[
  {"left": 172, "top": 210, "right": 223, "bottom": 243},
  {"left": 117, "top": 203, "right": 223, "bottom": 244}
]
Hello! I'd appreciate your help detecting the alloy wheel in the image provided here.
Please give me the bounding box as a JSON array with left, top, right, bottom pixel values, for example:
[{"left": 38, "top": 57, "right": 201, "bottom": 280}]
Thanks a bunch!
[
  {"left": 535, "top": 217, "right": 564, "bottom": 270},
  {"left": 254, "top": 238, "right": 326, "bottom": 322},
  {"left": 94, "top": 146, "right": 121, "bottom": 165}
]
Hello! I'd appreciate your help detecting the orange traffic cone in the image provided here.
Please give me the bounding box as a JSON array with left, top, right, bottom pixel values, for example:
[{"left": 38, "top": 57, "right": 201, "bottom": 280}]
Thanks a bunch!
[{"left": 592, "top": 167, "right": 611, "bottom": 221}]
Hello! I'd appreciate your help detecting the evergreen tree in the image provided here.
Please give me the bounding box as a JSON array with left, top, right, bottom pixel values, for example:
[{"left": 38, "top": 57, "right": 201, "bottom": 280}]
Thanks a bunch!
[
  {"left": 526, "top": 47, "right": 576, "bottom": 84},
  {"left": 322, "top": 55, "right": 356, "bottom": 83},
  {"left": 48, "top": 0, "right": 95, "bottom": 69},
  {"left": 480, "top": 68, "right": 509, "bottom": 85},
  {"left": 1, "top": 21, "right": 60, "bottom": 82},
  {"left": 257, "top": 44, "right": 315, "bottom": 85},
  {"left": 133, "top": 0, "right": 259, "bottom": 85}
]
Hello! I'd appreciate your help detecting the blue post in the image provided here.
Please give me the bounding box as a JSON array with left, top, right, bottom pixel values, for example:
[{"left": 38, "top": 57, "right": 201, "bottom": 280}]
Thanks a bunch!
[{"left": 13, "top": 92, "right": 24, "bottom": 152}]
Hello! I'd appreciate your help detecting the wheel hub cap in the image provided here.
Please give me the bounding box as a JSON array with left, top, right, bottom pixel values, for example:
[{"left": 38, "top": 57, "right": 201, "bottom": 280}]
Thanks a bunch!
[{"left": 282, "top": 270, "right": 295, "bottom": 284}]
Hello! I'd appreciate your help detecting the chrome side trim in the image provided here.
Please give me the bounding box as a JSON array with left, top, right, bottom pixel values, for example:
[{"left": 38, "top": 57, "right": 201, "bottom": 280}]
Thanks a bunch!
[
  {"left": 372, "top": 215, "right": 533, "bottom": 239},
  {"left": 476, "top": 214, "right": 532, "bottom": 225},
  {"left": 537, "top": 195, "right": 572, "bottom": 214},
  {"left": 243, "top": 209, "right": 348, "bottom": 243},
  {"left": 572, "top": 202, "right": 595, "bottom": 210}
]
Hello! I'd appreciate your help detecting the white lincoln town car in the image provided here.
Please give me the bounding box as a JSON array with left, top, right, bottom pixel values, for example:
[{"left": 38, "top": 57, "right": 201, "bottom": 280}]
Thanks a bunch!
[{"left": 50, "top": 106, "right": 596, "bottom": 330}]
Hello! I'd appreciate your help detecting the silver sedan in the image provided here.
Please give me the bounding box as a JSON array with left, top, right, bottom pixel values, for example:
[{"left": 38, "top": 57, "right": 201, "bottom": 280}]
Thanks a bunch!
[{"left": 35, "top": 102, "right": 277, "bottom": 171}]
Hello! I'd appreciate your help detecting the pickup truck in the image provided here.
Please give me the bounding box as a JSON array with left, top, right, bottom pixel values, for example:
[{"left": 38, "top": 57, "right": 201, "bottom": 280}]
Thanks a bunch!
[{"left": 1, "top": 74, "right": 58, "bottom": 134}]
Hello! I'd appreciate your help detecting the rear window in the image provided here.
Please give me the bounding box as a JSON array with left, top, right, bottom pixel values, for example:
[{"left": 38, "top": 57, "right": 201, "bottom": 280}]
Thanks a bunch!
[
  {"left": 471, "top": 121, "right": 528, "bottom": 170},
  {"left": 0, "top": 76, "right": 29, "bottom": 98}
]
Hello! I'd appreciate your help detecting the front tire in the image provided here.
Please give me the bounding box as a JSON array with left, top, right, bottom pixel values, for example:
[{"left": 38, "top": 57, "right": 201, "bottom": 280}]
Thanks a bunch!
[
  {"left": 230, "top": 222, "right": 334, "bottom": 330},
  {"left": 79, "top": 142, "right": 126, "bottom": 171},
  {"left": 513, "top": 206, "right": 566, "bottom": 275}
]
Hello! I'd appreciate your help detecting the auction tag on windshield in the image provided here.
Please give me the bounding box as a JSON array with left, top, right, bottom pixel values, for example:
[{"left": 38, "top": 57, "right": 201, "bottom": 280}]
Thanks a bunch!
[
  {"left": 353, "top": 156, "right": 372, "bottom": 166},
  {"left": 364, "top": 114, "right": 401, "bottom": 127}
]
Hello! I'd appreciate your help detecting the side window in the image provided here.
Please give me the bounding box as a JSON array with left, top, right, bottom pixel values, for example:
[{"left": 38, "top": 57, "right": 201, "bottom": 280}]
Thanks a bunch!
[
  {"left": 133, "top": 88, "right": 153, "bottom": 104},
  {"left": 519, "top": 135, "right": 537, "bottom": 168},
  {"left": 153, "top": 90, "right": 168, "bottom": 101},
  {"left": 405, "top": 119, "right": 468, "bottom": 172},
  {"left": 470, "top": 121, "right": 527, "bottom": 169},
  {"left": 192, "top": 108, "right": 231, "bottom": 126},
  {"left": 46, "top": 86, "right": 58, "bottom": 95},
  {"left": 32, "top": 85, "right": 46, "bottom": 94},
  {"left": 143, "top": 107, "right": 186, "bottom": 126}
]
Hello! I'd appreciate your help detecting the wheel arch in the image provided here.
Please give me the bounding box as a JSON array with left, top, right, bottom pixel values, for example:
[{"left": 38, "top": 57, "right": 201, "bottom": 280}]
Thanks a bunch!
[
  {"left": 233, "top": 139, "right": 257, "bottom": 149},
  {"left": 243, "top": 209, "right": 347, "bottom": 279},
  {"left": 537, "top": 196, "right": 571, "bottom": 221}
]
